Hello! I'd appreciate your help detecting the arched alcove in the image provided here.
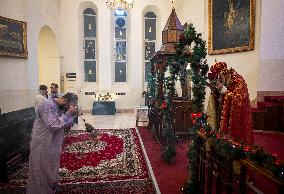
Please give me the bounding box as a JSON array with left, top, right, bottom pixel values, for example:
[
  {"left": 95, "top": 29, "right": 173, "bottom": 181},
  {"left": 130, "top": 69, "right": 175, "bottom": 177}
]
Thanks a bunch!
[{"left": 38, "top": 25, "right": 60, "bottom": 92}]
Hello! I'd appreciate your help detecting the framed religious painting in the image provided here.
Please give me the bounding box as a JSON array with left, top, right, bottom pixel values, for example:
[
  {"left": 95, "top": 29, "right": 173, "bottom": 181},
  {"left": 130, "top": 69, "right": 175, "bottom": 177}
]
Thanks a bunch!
[
  {"left": 0, "top": 16, "right": 28, "bottom": 58},
  {"left": 208, "top": 0, "right": 255, "bottom": 55}
]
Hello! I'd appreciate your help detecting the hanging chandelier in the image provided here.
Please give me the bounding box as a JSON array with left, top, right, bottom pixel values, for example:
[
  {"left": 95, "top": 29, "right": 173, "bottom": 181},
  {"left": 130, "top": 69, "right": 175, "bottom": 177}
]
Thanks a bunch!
[{"left": 106, "top": 0, "right": 134, "bottom": 11}]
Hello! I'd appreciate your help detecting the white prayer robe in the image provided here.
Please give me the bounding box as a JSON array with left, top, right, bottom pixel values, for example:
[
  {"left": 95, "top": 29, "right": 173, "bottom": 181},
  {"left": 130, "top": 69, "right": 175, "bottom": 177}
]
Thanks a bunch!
[{"left": 27, "top": 98, "right": 74, "bottom": 194}]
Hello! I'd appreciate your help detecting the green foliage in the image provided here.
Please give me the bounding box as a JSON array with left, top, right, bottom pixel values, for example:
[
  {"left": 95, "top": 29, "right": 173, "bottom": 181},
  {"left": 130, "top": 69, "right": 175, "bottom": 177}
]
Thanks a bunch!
[
  {"left": 199, "top": 126, "right": 284, "bottom": 182},
  {"left": 175, "top": 23, "right": 208, "bottom": 113},
  {"left": 162, "top": 144, "right": 176, "bottom": 163},
  {"left": 175, "top": 23, "right": 208, "bottom": 194},
  {"left": 147, "top": 74, "right": 156, "bottom": 98}
]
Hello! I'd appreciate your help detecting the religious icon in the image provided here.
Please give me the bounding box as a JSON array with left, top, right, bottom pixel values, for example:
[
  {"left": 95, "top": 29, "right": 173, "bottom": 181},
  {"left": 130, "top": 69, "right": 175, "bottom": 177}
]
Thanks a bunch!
[
  {"left": 208, "top": 0, "right": 255, "bottom": 54},
  {"left": 116, "top": 41, "right": 126, "bottom": 61},
  {"left": 224, "top": 0, "right": 238, "bottom": 31}
]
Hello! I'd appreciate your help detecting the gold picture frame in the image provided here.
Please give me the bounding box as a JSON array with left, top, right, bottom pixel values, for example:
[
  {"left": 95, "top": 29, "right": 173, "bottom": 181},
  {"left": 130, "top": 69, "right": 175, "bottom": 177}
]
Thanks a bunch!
[
  {"left": 208, "top": 0, "right": 255, "bottom": 55},
  {"left": 0, "top": 16, "right": 28, "bottom": 58}
]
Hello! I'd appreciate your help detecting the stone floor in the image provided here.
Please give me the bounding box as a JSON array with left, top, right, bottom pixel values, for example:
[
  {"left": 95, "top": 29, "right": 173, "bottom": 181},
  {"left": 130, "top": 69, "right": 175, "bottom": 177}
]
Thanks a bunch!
[{"left": 74, "top": 113, "right": 137, "bottom": 130}]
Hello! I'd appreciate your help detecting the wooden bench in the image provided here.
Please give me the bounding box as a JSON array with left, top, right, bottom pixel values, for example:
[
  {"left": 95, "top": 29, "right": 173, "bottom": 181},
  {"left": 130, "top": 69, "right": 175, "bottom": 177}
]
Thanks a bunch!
[{"left": 0, "top": 107, "right": 35, "bottom": 183}]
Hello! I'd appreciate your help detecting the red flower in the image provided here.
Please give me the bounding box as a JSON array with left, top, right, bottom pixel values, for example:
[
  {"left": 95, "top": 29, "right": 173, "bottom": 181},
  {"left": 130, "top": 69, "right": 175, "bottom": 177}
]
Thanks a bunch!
[
  {"left": 275, "top": 159, "right": 282, "bottom": 166},
  {"left": 243, "top": 146, "right": 251, "bottom": 152},
  {"left": 161, "top": 101, "right": 167, "bottom": 109},
  {"left": 196, "top": 112, "right": 202, "bottom": 118},
  {"left": 191, "top": 112, "right": 202, "bottom": 119}
]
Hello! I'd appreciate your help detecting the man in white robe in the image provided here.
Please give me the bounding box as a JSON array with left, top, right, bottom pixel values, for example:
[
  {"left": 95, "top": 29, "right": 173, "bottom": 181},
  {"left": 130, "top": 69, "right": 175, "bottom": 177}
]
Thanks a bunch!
[
  {"left": 27, "top": 93, "right": 77, "bottom": 194},
  {"left": 34, "top": 85, "right": 48, "bottom": 110}
]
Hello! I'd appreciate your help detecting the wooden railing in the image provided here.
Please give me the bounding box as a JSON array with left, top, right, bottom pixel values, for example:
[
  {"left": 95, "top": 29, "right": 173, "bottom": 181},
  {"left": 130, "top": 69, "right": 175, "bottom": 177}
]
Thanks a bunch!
[
  {"left": 194, "top": 132, "right": 284, "bottom": 194},
  {"left": 148, "top": 97, "right": 192, "bottom": 145}
]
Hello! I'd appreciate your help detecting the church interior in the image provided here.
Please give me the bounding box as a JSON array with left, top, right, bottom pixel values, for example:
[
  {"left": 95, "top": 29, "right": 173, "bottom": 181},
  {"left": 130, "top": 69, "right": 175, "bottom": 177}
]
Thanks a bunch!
[{"left": 1, "top": 0, "right": 284, "bottom": 193}]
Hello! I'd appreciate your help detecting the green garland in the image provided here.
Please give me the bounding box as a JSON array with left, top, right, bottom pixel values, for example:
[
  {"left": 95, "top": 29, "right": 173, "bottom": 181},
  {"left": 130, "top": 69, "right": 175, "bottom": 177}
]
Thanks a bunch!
[
  {"left": 147, "top": 23, "right": 208, "bottom": 164},
  {"left": 162, "top": 23, "right": 208, "bottom": 163},
  {"left": 176, "top": 23, "right": 208, "bottom": 113},
  {"left": 161, "top": 65, "right": 178, "bottom": 163},
  {"left": 198, "top": 124, "right": 284, "bottom": 181},
  {"left": 169, "top": 23, "right": 208, "bottom": 193}
]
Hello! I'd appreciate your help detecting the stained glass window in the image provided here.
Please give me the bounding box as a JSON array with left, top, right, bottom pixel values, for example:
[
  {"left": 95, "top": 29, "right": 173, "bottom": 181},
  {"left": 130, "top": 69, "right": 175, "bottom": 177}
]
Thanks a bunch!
[
  {"left": 115, "top": 62, "right": 126, "bottom": 82},
  {"left": 116, "top": 41, "right": 126, "bottom": 61},
  {"left": 145, "top": 42, "right": 155, "bottom": 60},
  {"left": 144, "top": 11, "right": 157, "bottom": 82},
  {"left": 114, "top": 10, "right": 127, "bottom": 82},
  {"left": 85, "top": 39, "right": 96, "bottom": 59},
  {"left": 83, "top": 8, "right": 96, "bottom": 82},
  {"left": 84, "top": 61, "right": 96, "bottom": 82}
]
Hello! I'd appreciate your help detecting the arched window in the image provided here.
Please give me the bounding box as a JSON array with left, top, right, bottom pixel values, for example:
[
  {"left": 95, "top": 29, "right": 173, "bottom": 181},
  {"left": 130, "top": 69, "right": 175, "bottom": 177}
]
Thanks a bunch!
[
  {"left": 144, "top": 11, "right": 157, "bottom": 82},
  {"left": 114, "top": 10, "right": 127, "bottom": 82},
  {"left": 83, "top": 8, "right": 97, "bottom": 82}
]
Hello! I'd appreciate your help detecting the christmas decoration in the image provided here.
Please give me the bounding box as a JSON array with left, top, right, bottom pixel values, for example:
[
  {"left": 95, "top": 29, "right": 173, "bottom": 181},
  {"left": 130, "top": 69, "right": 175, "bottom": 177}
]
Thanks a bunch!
[{"left": 174, "top": 23, "right": 208, "bottom": 194}]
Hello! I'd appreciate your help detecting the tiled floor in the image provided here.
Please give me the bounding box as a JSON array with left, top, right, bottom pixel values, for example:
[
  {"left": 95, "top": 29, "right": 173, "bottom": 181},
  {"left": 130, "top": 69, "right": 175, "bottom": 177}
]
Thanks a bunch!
[{"left": 73, "top": 113, "right": 137, "bottom": 130}]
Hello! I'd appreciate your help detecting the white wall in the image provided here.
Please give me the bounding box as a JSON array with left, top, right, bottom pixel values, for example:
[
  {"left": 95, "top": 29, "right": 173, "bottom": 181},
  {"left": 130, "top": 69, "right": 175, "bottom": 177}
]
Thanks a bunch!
[
  {"left": 258, "top": 0, "right": 284, "bottom": 91},
  {"left": 38, "top": 26, "right": 60, "bottom": 90},
  {"left": 59, "top": 0, "right": 173, "bottom": 111},
  {"left": 0, "top": 0, "right": 60, "bottom": 113},
  {"left": 176, "top": 0, "right": 261, "bottom": 102},
  {"left": 2, "top": 0, "right": 283, "bottom": 113}
]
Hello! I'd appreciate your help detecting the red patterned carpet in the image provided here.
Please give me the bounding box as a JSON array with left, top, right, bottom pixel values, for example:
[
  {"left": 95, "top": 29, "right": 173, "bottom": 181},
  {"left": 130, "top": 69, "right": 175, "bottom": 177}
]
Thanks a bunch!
[
  {"left": 0, "top": 128, "right": 156, "bottom": 194},
  {"left": 58, "top": 128, "right": 156, "bottom": 194}
]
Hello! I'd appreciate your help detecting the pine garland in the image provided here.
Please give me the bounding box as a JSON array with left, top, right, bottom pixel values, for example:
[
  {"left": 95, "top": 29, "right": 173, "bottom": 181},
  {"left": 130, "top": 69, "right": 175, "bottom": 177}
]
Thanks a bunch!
[
  {"left": 169, "top": 23, "right": 208, "bottom": 194},
  {"left": 147, "top": 23, "right": 208, "bottom": 165},
  {"left": 198, "top": 126, "right": 284, "bottom": 181}
]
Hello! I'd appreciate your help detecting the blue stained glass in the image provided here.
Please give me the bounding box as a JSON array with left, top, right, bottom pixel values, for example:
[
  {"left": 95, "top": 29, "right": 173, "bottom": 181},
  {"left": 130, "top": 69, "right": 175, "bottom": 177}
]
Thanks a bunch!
[
  {"left": 116, "top": 41, "right": 126, "bottom": 61},
  {"left": 116, "top": 17, "right": 125, "bottom": 27},
  {"left": 115, "top": 10, "right": 127, "bottom": 16}
]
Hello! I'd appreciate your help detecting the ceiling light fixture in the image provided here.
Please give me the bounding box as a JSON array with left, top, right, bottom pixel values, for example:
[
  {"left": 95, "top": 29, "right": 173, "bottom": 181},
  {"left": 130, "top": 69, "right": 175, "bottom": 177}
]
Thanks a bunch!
[{"left": 106, "top": 0, "right": 134, "bottom": 11}]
